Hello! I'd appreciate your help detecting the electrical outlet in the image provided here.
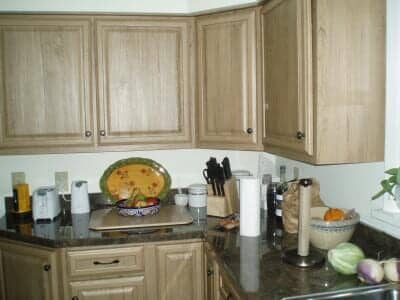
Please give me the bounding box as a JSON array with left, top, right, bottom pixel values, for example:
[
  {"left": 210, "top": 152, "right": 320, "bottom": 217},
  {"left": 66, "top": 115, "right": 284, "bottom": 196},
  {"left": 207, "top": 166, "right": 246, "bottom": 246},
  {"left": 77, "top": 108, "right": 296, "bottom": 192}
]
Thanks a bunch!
[
  {"left": 55, "top": 171, "right": 68, "bottom": 194},
  {"left": 11, "top": 172, "right": 25, "bottom": 187}
]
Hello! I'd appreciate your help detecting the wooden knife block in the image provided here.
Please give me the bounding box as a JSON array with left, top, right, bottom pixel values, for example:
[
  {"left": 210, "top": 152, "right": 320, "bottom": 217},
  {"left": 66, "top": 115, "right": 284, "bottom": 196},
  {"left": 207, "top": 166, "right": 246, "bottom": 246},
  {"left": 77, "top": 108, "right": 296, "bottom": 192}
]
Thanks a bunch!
[{"left": 207, "top": 178, "right": 239, "bottom": 217}]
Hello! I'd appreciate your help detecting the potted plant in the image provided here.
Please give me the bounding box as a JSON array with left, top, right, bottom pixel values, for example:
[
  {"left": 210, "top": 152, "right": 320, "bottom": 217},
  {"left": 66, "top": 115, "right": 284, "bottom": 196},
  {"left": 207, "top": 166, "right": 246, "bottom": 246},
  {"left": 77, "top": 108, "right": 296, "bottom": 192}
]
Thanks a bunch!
[{"left": 372, "top": 166, "right": 400, "bottom": 201}]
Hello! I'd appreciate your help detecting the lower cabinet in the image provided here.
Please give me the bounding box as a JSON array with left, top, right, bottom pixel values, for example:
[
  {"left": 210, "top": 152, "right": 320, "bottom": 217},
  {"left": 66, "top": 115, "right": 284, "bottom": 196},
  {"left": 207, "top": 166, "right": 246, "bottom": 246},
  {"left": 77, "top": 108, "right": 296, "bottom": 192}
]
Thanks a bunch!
[
  {"left": 0, "top": 239, "right": 206, "bottom": 300},
  {"left": 156, "top": 242, "right": 204, "bottom": 300},
  {"left": 0, "top": 241, "right": 60, "bottom": 300},
  {"left": 69, "top": 276, "right": 145, "bottom": 300},
  {"left": 205, "top": 247, "right": 241, "bottom": 300}
]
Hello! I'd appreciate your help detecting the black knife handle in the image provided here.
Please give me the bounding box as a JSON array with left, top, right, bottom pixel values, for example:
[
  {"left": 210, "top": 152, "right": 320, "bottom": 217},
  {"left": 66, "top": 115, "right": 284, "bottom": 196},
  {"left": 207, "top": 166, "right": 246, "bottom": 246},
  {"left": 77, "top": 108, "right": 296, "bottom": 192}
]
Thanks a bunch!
[{"left": 202, "top": 168, "right": 211, "bottom": 184}]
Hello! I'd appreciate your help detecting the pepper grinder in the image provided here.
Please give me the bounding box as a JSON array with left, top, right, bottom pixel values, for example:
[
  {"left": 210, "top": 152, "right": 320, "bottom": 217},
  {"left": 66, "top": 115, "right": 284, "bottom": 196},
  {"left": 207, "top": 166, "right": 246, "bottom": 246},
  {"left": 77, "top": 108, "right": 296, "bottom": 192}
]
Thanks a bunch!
[{"left": 282, "top": 178, "right": 325, "bottom": 268}]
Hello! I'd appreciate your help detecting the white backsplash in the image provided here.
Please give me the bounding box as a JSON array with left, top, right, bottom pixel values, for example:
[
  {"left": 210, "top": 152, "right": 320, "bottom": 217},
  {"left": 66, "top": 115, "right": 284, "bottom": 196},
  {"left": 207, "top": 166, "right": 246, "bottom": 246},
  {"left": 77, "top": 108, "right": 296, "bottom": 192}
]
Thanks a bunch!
[
  {"left": 0, "top": 149, "right": 389, "bottom": 235},
  {"left": 0, "top": 149, "right": 274, "bottom": 216}
]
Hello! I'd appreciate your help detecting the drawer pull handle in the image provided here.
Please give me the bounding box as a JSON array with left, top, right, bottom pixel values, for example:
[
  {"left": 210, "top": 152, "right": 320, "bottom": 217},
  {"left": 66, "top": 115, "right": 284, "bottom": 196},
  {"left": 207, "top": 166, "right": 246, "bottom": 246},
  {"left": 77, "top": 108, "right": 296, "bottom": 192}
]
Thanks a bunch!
[{"left": 93, "top": 259, "right": 120, "bottom": 265}]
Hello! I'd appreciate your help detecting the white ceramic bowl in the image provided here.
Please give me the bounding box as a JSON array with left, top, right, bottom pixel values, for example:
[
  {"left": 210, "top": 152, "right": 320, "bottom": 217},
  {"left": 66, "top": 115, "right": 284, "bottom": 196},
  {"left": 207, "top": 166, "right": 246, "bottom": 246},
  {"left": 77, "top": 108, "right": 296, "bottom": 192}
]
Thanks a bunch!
[
  {"left": 174, "top": 193, "right": 189, "bottom": 206},
  {"left": 309, "top": 207, "right": 359, "bottom": 250}
]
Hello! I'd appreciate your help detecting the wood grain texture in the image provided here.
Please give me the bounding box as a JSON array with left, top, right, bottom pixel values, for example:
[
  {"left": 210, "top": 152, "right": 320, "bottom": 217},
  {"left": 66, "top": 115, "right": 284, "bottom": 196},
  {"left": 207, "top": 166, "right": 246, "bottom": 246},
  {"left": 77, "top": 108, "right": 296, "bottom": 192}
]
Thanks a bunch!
[
  {"left": 197, "top": 8, "right": 261, "bottom": 150},
  {"left": 70, "top": 276, "right": 146, "bottom": 300},
  {"left": 313, "top": 0, "right": 385, "bottom": 164},
  {"left": 96, "top": 16, "right": 195, "bottom": 146},
  {"left": 262, "top": 0, "right": 385, "bottom": 164},
  {"left": 0, "top": 15, "right": 94, "bottom": 149},
  {"left": 261, "top": 0, "right": 313, "bottom": 156},
  {"left": 0, "top": 241, "right": 59, "bottom": 300},
  {"left": 67, "top": 246, "right": 144, "bottom": 278},
  {"left": 156, "top": 242, "right": 203, "bottom": 300}
]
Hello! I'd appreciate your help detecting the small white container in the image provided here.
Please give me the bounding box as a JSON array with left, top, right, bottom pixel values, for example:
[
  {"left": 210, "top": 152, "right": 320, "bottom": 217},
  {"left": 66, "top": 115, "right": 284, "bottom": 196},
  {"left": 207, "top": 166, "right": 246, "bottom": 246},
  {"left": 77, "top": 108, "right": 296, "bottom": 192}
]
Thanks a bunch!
[
  {"left": 174, "top": 193, "right": 189, "bottom": 206},
  {"left": 188, "top": 184, "right": 207, "bottom": 207},
  {"left": 188, "top": 184, "right": 207, "bottom": 223}
]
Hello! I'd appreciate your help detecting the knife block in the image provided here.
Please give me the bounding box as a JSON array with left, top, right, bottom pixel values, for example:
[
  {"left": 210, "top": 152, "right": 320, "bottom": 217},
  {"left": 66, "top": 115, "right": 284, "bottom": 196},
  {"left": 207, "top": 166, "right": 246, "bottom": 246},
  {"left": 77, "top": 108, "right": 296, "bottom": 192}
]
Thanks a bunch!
[{"left": 207, "top": 178, "right": 239, "bottom": 217}]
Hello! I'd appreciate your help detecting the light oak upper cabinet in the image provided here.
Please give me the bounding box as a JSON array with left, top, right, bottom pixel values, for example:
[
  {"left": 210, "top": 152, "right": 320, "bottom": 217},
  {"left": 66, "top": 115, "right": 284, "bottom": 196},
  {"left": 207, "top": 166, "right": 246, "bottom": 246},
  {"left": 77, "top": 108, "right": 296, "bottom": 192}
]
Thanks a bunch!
[
  {"left": 156, "top": 242, "right": 203, "bottom": 300},
  {"left": 0, "top": 241, "right": 60, "bottom": 300},
  {"left": 0, "top": 16, "right": 94, "bottom": 152},
  {"left": 197, "top": 8, "right": 261, "bottom": 150},
  {"left": 95, "top": 17, "right": 195, "bottom": 149},
  {"left": 261, "top": 0, "right": 385, "bottom": 164}
]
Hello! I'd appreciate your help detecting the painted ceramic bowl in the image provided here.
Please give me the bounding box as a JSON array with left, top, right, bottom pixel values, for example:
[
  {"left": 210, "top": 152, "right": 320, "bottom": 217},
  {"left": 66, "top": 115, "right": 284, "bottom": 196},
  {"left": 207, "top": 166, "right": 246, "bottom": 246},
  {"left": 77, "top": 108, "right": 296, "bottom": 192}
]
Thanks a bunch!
[
  {"left": 116, "top": 199, "right": 160, "bottom": 217},
  {"left": 310, "top": 207, "right": 360, "bottom": 250}
]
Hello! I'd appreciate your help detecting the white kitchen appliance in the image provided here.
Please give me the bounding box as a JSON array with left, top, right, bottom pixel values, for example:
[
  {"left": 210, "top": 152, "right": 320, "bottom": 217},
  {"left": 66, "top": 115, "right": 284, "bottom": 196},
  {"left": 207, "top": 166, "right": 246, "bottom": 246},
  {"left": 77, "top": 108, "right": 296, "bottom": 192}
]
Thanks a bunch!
[
  {"left": 32, "top": 186, "right": 60, "bottom": 221},
  {"left": 71, "top": 180, "right": 90, "bottom": 214}
]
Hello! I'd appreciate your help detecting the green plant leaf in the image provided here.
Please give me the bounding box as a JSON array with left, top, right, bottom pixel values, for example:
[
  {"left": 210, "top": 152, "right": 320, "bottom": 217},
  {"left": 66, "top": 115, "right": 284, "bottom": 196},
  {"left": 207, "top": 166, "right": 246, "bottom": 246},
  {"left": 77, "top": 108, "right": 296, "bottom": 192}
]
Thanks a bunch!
[
  {"left": 396, "top": 167, "right": 400, "bottom": 185},
  {"left": 381, "top": 180, "right": 394, "bottom": 195},
  {"left": 388, "top": 175, "right": 397, "bottom": 183},
  {"left": 372, "top": 189, "right": 386, "bottom": 200},
  {"left": 385, "top": 168, "right": 398, "bottom": 175}
]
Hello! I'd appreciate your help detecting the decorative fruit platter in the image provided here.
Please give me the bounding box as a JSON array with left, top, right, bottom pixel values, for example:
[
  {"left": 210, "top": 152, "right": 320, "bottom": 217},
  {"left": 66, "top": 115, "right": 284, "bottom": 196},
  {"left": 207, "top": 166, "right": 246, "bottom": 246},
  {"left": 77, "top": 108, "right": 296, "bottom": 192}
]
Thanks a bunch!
[{"left": 99, "top": 157, "right": 171, "bottom": 217}]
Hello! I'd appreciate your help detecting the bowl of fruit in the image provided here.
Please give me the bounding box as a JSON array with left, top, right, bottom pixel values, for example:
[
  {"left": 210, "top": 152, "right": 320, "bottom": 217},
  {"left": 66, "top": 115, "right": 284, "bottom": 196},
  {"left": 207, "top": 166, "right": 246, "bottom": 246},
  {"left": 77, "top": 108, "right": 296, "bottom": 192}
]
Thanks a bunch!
[
  {"left": 116, "top": 189, "right": 160, "bottom": 217},
  {"left": 310, "top": 207, "right": 360, "bottom": 250}
]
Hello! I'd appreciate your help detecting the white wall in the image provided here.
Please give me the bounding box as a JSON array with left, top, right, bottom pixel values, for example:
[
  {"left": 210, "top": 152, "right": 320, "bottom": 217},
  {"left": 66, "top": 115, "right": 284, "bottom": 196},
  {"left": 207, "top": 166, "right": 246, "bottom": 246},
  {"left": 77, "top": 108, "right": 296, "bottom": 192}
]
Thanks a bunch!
[
  {"left": 0, "top": 0, "right": 188, "bottom": 13},
  {"left": 272, "top": 155, "right": 384, "bottom": 222},
  {"left": 0, "top": 150, "right": 274, "bottom": 215},
  {"left": 0, "top": 0, "right": 262, "bottom": 13}
]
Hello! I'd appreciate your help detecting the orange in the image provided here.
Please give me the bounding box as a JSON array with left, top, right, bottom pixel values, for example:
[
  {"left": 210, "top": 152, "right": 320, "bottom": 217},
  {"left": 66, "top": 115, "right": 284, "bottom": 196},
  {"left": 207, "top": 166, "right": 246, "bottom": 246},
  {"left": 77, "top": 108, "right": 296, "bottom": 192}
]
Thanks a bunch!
[{"left": 323, "top": 208, "right": 345, "bottom": 221}]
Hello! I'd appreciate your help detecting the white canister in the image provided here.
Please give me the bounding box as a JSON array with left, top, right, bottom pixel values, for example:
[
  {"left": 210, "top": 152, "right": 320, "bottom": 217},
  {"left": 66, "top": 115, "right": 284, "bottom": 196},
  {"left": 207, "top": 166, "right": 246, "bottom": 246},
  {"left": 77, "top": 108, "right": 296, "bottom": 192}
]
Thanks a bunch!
[
  {"left": 71, "top": 180, "right": 90, "bottom": 214},
  {"left": 188, "top": 184, "right": 207, "bottom": 223},
  {"left": 188, "top": 184, "right": 207, "bottom": 207}
]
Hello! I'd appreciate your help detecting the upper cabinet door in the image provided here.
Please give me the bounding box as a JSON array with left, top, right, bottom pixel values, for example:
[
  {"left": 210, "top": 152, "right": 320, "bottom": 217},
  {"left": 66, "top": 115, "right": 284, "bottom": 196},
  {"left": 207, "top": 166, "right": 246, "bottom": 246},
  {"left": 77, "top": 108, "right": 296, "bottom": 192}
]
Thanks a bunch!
[
  {"left": 0, "top": 16, "right": 94, "bottom": 150},
  {"left": 197, "top": 9, "right": 261, "bottom": 150},
  {"left": 95, "top": 17, "right": 195, "bottom": 148},
  {"left": 261, "top": 0, "right": 313, "bottom": 157}
]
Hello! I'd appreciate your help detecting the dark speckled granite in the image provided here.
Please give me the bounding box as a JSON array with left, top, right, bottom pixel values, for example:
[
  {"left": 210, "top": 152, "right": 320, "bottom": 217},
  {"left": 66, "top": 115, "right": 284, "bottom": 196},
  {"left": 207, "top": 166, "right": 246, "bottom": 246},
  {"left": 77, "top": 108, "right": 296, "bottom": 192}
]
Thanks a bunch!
[
  {"left": 2, "top": 193, "right": 400, "bottom": 299},
  {"left": 205, "top": 213, "right": 400, "bottom": 299},
  {"left": 1, "top": 191, "right": 205, "bottom": 247}
]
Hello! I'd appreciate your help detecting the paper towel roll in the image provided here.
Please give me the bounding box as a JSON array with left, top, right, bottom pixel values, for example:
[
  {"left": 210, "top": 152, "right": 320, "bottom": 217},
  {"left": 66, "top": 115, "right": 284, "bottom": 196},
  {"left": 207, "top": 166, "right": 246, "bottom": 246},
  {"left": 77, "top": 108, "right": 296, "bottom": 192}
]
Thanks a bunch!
[
  {"left": 240, "top": 236, "right": 260, "bottom": 292},
  {"left": 240, "top": 177, "right": 260, "bottom": 237}
]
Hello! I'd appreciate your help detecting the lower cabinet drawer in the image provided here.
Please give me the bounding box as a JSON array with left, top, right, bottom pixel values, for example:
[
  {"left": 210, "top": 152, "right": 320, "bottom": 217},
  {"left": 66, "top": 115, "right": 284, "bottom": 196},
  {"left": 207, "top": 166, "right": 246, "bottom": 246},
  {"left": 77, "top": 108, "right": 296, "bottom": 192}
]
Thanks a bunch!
[
  {"left": 66, "top": 246, "right": 144, "bottom": 277},
  {"left": 70, "top": 276, "right": 145, "bottom": 300}
]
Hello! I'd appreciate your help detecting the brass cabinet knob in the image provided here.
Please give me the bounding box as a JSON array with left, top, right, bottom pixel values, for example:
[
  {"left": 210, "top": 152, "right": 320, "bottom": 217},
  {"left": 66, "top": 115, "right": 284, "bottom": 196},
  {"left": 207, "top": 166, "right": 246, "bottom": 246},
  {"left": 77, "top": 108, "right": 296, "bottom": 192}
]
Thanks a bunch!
[
  {"left": 296, "top": 131, "right": 305, "bottom": 140},
  {"left": 84, "top": 131, "right": 92, "bottom": 137},
  {"left": 99, "top": 130, "right": 106, "bottom": 136},
  {"left": 246, "top": 128, "right": 253, "bottom": 134},
  {"left": 207, "top": 269, "right": 214, "bottom": 276}
]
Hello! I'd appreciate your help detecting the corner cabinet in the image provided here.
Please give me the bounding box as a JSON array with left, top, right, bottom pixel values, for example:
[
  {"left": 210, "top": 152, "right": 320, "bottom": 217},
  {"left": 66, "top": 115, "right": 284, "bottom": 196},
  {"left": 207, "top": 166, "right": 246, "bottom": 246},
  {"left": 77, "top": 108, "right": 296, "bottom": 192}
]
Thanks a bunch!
[
  {"left": 95, "top": 17, "right": 195, "bottom": 149},
  {"left": 0, "top": 16, "right": 94, "bottom": 152},
  {"left": 261, "top": 0, "right": 385, "bottom": 164},
  {"left": 197, "top": 8, "right": 262, "bottom": 150},
  {"left": 0, "top": 241, "right": 60, "bottom": 300},
  {"left": 156, "top": 242, "right": 204, "bottom": 300}
]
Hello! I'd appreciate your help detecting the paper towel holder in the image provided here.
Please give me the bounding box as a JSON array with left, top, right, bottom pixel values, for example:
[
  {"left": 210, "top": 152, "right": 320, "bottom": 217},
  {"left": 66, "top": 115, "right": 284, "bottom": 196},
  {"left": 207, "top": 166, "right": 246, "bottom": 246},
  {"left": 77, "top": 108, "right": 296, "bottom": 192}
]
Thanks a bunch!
[{"left": 282, "top": 178, "right": 324, "bottom": 268}]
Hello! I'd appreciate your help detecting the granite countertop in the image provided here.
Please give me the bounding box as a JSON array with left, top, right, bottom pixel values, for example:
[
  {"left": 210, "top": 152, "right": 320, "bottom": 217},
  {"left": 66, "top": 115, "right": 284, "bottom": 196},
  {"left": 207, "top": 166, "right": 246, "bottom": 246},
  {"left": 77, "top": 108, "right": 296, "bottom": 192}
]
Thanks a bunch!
[
  {"left": 0, "top": 193, "right": 206, "bottom": 247},
  {"left": 2, "top": 194, "right": 400, "bottom": 299}
]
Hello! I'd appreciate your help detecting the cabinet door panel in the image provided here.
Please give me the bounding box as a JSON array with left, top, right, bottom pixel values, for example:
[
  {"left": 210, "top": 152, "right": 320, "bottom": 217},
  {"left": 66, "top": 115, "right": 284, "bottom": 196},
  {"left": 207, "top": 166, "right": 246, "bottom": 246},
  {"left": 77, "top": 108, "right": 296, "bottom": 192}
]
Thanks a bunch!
[
  {"left": 0, "top": 243, "right": 58, "bottom": 300},
  {"left": 96, "top": 17, "right": 193, "bottom": 146},
  {"left": 156, "top": 242, "right": 203, "bottom": 300},
  {"left": 197, "top": 9, "right": 259, "bottom": 149},
  {"left": 70, "top": 276, "right": 145, "bottom": 300},
  {"left": 261, "top": 0, "right": 313, "bottom": 155},
  {"left": 0, "top": 16, "right": 93, "bottom": 148}
]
